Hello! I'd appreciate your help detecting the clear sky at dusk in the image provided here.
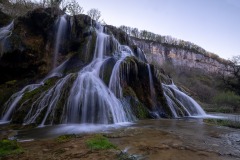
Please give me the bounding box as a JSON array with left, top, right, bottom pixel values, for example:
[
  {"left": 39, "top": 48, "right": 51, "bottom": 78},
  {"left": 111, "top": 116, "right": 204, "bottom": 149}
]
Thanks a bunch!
[{"left": 78, "top": 0, "right": 240, "bottom": 60}]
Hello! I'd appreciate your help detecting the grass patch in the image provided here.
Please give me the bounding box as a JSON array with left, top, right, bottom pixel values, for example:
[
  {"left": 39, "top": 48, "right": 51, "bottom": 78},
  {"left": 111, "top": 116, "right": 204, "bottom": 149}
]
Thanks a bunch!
[
  {"left": 204, "top": 118, "right": 240, "bottom": 129},
  {"left": 0, "top": 139, "right": 23, "bottom": 157},
  {"left": 56, "top": 134, "right": 76, "bottom": 143},
  {"left": 86, "top": 134, "right": 117, "bottom": 150}
]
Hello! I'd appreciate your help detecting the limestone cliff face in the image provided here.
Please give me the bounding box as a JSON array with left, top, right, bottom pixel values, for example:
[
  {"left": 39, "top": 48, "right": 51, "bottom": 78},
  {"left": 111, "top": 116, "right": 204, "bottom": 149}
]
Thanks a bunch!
[{"left": 133, "top": 39, "right": 226, "bottom": 73}]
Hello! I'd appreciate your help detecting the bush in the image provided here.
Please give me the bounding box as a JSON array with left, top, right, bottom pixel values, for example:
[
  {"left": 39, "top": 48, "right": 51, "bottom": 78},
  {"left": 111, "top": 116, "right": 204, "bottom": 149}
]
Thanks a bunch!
[{"left": 213, "top": 91, "right": 240, "bottom": 112}]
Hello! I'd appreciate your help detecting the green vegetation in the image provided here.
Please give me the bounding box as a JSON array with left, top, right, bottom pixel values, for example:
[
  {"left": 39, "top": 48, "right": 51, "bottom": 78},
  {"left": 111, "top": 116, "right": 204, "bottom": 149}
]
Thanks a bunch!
[
  {"left": 0, "top": 139, "right": 23, "bottom": 157},
  {"left": 5, "top": 80, "right": 17, "bottom": 86},
  {"left": 204, "top": 118, "right": 240, "bottom": 129},
  {"left": 20, "top": 77, "right": 58, "bottom": 104},
  {"left": 56, "top": 134, "right": 76, "bottom": 143},
  {"left": 86, "top": 134, "right": 117, "bottom": 150},
  {"left": 213, "top": 91, "right": 240, "bottom": 112}
]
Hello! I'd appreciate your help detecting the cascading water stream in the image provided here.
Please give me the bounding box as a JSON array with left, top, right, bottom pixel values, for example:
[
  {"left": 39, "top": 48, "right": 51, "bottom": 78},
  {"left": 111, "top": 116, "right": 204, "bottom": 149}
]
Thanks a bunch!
[
  {"left": 0, "top": 60, "right": 67, "bottom": 123},
  {"left": 109, "top": 45, "right": 134, "bottom": 98},
  {"left": 147, "top": 64, "right": 162, "bottom": 118},
  {"left": 65, "top": 24, "right": 134, "bottom": 124},
  {"left": 0, "top": 84, "right": 41, "bottom": 123},
  {"left": 24, "top": 74, "right": 74, "bottom": 126},
  {"left": 162, "top": 83, "right": 206, "bottom": 116},
  {"left": 147, "top": 64, "right": 157, "bottom": 106},
  {"left": 53, "top": 15, "right": 67, "bottom": 68},
  {"left": 0, "top": 21, "right": 14, "bottom": 57}
]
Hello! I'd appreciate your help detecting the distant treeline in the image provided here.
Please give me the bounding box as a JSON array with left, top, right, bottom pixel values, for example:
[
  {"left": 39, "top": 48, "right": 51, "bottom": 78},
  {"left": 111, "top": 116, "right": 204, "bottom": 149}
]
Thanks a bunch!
[{"left": 119, "top": 25, "right": 227, "bottom": 64}]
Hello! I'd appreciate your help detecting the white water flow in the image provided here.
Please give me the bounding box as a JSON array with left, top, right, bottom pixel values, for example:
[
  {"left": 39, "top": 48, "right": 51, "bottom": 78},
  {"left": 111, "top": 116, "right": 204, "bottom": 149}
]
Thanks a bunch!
[
  {"left": 24, "top": 74, "right": 73, "bottom": 126},
  {"left": 0, "top": 21, "right": 14, "bottom": 56},
  {"left": 162, "top": 83, "right": 206, "bottom": 116},
  {"left": 147, "top": 64, "right": 157, "bottom": 107},
  {"left": 163, "top": 92, "right": 179, "bottom": 118},
  {"left": 1, "top": 84, "right": 41, "bottom": 122},
  {"left": 109, "top": 45, "right": 134, "bottom": 98},
  {"left": 53, "top": 15, "right": 67, "bottom": 68},
  {"left": 65, "top": 24, "right": 134, "bottom": 124},
  {"left": 0, "top": 60, "right": 67, "bottom": 123},
  {"left": 136, "top": 47, "right": 147, "bottom": 62}
]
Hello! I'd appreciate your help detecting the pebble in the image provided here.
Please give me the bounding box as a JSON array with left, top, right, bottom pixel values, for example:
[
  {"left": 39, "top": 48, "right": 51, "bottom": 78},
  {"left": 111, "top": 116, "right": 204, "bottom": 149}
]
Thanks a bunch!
[
  {"left": 42, "top": 149, "right": 50, "bottom": 152},
  {"left": 64, "top": 148, "right": 70, "bottom": 151}
]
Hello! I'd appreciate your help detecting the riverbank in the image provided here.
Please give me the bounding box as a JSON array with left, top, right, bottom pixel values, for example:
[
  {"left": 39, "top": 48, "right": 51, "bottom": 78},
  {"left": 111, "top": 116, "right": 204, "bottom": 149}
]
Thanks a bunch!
[{"left": 0, "top": 118, "right": 240, "bottom": 160}]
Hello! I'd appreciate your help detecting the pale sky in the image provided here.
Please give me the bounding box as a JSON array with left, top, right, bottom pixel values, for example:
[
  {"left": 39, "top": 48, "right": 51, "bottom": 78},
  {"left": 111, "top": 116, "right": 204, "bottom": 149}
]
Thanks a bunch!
[{"left": 78, "top": 0, "right": 240, "bottom": 60}]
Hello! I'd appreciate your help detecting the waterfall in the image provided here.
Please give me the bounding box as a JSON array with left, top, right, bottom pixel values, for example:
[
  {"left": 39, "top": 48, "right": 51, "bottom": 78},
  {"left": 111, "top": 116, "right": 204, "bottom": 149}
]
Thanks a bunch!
[
  {"left": 109, "top": 45, "right": 134, "bottom": 98},
  {"left": 147, "top": 64, "right": 160, "bottom": 117},
  {"left": 0, "top": 21, "right": 14, "bottom": 57},
  {"left": 1, "top": 20, "right": 208, "bottom": 126},
  {"left": 147, "top": 64, "right": 156, "bottom": 104},
  {"left": 65, "top": 24, "right": 134, "bottom": 124},
  {"left": 53, "top": 15, "right": 67, "bottom": 68},
  {"left": 135, "top": 47, "right": 147, "bottom": 62},
  {"left": 1, "top": 23, "right": 135, "bottom": 125},
  {"left": 162, "top": 83, "right": 206, "bottom": 117}
]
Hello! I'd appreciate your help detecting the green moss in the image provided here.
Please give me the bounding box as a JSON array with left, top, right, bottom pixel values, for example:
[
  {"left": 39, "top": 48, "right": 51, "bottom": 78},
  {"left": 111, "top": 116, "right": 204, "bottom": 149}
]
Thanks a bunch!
[
  {"left": 123, "top": 86, "right": 137, "bottom": 98},
  {"left": 20, "top": 77, "right": 58, "bottom": 104},
  {"left": 5, "top": 80, "right": 17, "bottom": 86},
  {"left": 134, "top": 102, "right": 149, "bottom": 119},
  {"left": 0, "top": 139, "right": 23, "bottom": 157},
  {"left": 51, "top": 75, "right": 76, "bottom": 124},
  {"left": 10, "top": 77, "right": 59, "bottom": 124},
  {"left": 123, "top": 87, "right": 149, "bottom": 119},
  {"left": 204, "top": 118, "right": 240, "bottom": 129},
  {"left": 86, "top": 134, "right": 117, "bottom": 150},
  {"left": 56, "top": 134, "right": 76, "bottom": 143}
]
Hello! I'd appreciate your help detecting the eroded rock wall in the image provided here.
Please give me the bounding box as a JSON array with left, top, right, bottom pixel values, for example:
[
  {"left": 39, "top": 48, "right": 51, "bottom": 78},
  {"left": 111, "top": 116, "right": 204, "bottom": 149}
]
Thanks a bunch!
[{"left": 133, "top": 39, "right": 226, "bottom": 73}]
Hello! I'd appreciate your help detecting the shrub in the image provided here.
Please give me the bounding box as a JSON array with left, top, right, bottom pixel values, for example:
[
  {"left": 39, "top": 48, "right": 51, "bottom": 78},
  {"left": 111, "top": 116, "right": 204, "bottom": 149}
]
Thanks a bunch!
[{"left": 213, "top": 91, "right": 240, "bottom": 112}]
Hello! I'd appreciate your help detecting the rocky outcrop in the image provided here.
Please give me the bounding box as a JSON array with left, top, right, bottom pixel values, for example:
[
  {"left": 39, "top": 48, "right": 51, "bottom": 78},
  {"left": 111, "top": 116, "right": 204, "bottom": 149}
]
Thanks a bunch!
[
  {"left": 0, "top": 9, "right": 12, "bottom": 27},
  {"left": 0, "top": 8, "right": 96, "bottom": 108},
  {"left": 0, "top": 8, "right": 95, "bottom": 84},
  {"left": 133, "top": 38, "right": 226, "bottom": 73}
]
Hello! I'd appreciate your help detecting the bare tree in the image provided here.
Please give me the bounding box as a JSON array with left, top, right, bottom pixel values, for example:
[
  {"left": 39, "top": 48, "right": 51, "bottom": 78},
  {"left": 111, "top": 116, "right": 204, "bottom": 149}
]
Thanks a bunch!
[
  {"left": 66, "top": 0, "right": 83, "bottom": 15},
  {"left": 1, "top": 0, "right": 39, "bottom": 17},
  {"left": 87, "top": 8, "right": 101, "bottom": 22},
  {"left": 140, "top": 30, "right": 148, "bottom": 40},
  {"left": 131, "top": 28, "right": 139, "bottom": 38},
  {"left": 119, "top": 25, "right": 128, "bottom": 33}
]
